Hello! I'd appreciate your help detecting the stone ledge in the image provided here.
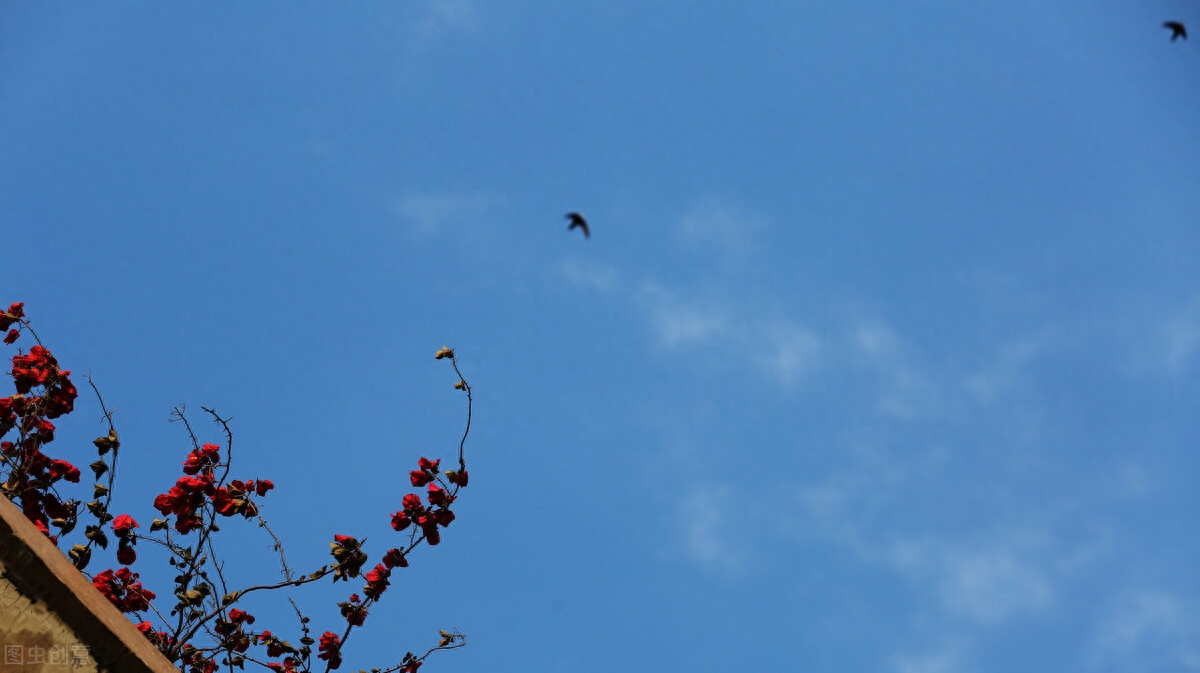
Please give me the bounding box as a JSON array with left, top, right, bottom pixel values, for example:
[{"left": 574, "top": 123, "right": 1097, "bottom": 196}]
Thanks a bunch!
[{"left": 0, "top": 495, "right": 178, "bottom": 673}]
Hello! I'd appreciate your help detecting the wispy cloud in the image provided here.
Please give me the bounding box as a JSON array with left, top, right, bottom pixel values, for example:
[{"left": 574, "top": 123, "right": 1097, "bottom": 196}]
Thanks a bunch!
[
  {"left": 675, "top": 198, "right": 766, "bottom": 265},
  {"left": 1087, "top": 591, "right": 1200, "bottom": 670},
  {"left": 916, "top": 537, "right": 1051, "bottom": 623},
  {"left": 639, "top": 285, "right": 824, "bottom": 385},
  {"left": 560, "top": 258, "right": 622, "bottom": 294},
  {"left": 1161, "top": 298, "right": 1200, "bottom": 374},
  {"left": 756, "top": 322, "right": 822, "bottom": 385},
  {"left": 411, "top": 0, "right": 480, "bottom": 38},
  {"left": 851, "top": 321, "right": 943, "bottom": 419},
  {"left": 964, "top": 335, "right": 1046, "bottom": 405},
  {"left": 642, "top": 285, "right": 731, "bottom": 349},
  {"left": 675, "top": 483, "right": 748, "bottom": 575},
  {"left": 891, "top": 642, "right": 974, "bottom": 673},
  {"left": 892, "top": 536, "right": 1055, "bottom": 623},
  {"left": 391, "top": 192, "right": 495, "bottom": 236}
]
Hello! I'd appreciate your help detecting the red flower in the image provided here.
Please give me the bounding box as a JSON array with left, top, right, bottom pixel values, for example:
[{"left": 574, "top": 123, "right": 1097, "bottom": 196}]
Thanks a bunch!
[
  {"left": 402, "top": 493, "right": 423, "bottom": 511},
  {"left": 340, "top": 595, "right": 368, "bottom": 626},
  {"left": 116, "top": 544, "right": 137, "bottom": 565},
  {"left": 409, "top": 469, "right": 432, "bottom": 487},
  {"left": 427, "top": 484, "right": 448, "bottom": 506},
  {"left": 258, "top": 631, "right": 290, "bottom": 658},
  {"left": 93, "top": 567, "right": 156, "bottom": 613},
  {"left": 317, "top": 632, "right": 342, "bottom": 670},
  {"left": 390, "top": 511, "right": 411, "bottom": 531},
  {"left": 112, "top": 514, "right": 139, "bottom": 537},
  {"left": 0, "top": 303, "right": 23, "bottom": 330},
  {"left": 227, "top": 608, "right": 255, "bottom": 625},
  {"left": 48, "top": 459, "right": 80, "bottom": 482},
  {"left": 182, "top": 443, "right": 221, "bottom": 475},
  {"left": 3, "top": 329, "right": 18, "bottom": 344},
  {"left": 363, "top": 563, "right": 391, "bottom": 599},
  {"left": 248, "top": 479, "right": 274, "bottom": 496},
  {"left": 382, "top": 548, "right": 408, "bottom": 569}
]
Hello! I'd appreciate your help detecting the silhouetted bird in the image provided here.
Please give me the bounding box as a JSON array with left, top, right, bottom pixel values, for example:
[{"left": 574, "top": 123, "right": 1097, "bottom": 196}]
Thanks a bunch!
[
  {"left": 1164, "top": 21, "right": 1187, "bottom": 41},
  {"left": 566, "top": 212, "right": 590, "bottom": 239}
]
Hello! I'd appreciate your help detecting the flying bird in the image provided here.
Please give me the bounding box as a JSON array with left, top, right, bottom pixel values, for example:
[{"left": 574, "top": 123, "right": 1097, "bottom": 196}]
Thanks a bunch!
[
  {"left": 1164, "top": 21, "right": 1187, "bottom": 41},
  {"left": 566, "top": 212, "right": 590, "bottom": 239}
]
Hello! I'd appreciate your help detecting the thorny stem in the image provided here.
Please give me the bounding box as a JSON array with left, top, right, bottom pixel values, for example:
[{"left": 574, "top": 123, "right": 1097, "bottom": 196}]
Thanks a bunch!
[
  {"left": 448, "top": 354, "right": 472, "bottom": 473},
  {"left": 320, "top": 356, "right": 473, "bottom": 673}
]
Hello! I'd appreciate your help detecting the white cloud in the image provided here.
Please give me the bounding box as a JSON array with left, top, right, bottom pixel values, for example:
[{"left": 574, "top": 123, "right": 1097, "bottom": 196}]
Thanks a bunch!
[
  {"left": 651, "top": 302, "right": 729, "bottom": 348},
  {"left": 560, "top": 258, "right": 621, "bottom": 294},
  {"left": 637, "top": 285, "right": 824, "bottom": 385},
  {"left": 755, "top": 322, "right": 822, "bottom": 385},
  {"left": 854, "top": 321, "right": 902, "bottom": 360},
  {"left": 677, "top": 484, "right": 747, "bottom": 575},
  {"left": 1162, "top": 299, "right": 1200, "bottom": 373},
  {"left": 890, "top": 534, "right": 1054, "bottom": 624},
  {"left": 412, "top": 0, "right": 480, "bottom": 37},
  {"left": 892, "top": 642, "right": 974, "bottom": 673},
  {"left": 1088, "top": 591, "right": 1200, "bottom": 670},
  {"left": 851, "top": 320, "right": 943, "bottom": 419},
  {"left": 964, "top": 336, "right": 1046, "bottom": 405},
  {"left": 676, "top": 199, "right": 766, "bottom": 263},
  {"left": 391, "top": 192, "right": 494, "bottom": 235}
]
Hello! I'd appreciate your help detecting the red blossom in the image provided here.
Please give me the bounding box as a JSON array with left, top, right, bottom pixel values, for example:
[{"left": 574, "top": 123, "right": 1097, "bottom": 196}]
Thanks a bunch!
[
  {"left": 3, "top": 329, "right": 18, "bottom": 344},
  {"left": 317, "top": 632, "right": 342, "bottom": 670},
  {"left": 47, "top": 459, "right": 79, "bottom": 482},
  {"left": 92, "top": 567, "right": 156, "bottom": 613},
  {"left": 363, "top": 563, "right": 391, "bottom": 599},
  {"left": 390, "top": 510, "right": 411, "bottom": 531},
  {"left": 112, "top": 514, "right": 139, "bottom": 537},
  {"left": 227, "top": 608, "right": 255, "bottom": 625},
  {"left": 182, "top": 443, "right": 221, "bottom": 475},
  {"left": 116, "top": 544, "right": 137, "bottom": 565},
  {"left": 382, "top": 548, "right": 409, "bottom": 569},
  {"left": 340, "top": 594, "right": 368, "bottom": 626},
  {"left": 426, "top": 484, "right": 448, "bottom": 506},
  {"left": 0, "top": 302, "right": 24, "bottom": 331},
  {"left": 258, "top": 631, "right": 290, "bottom": 658}
]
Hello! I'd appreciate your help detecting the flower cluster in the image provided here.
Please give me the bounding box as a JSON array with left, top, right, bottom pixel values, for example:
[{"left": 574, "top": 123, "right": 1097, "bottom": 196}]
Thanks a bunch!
[
  {"left": 0, "top": 303, "right": 82, "bottom": 542},
  {"left": 111, "top": 513, "right": 139, "bottom": 565},
  {"left": 257, "top": 631, "right": 294, "bottom": 659},
  {"left": 317, "top": 631, "right": 343, "bottom": 670},
  {"left": 339, "top": 593, "right": 368, "bottom": 626},
  {"left": 92, "top": 567, "right": 156, "bottom": 613},
  {"left": 392, "top": 456, "right": 463, "bottom": 548},
  {"left": 135, "top": 621, "right": 175, "bottom": 649},
  {"left": 152, "top": 443, "right": 273, "bottom": 534},
  {"left": 214, "top": 608, "right": 256, "bottom": 655},
  {"left": 265, "top": 657, "right": 301, "bottom": 673},
  {"left": 330, "top": 534, "right": 369, "bottom": 581},
  {"left": 6, "top": 307, "right": 475, "bottom": 673},
  {"left": 180, "top": 645, "right": 218, "bottom": 673},
  {"left": 363, "top": 562, "right": 391, "bottom": 600}
]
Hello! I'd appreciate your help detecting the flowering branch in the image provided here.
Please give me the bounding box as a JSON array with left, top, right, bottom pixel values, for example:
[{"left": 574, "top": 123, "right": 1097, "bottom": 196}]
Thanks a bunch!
[{"left": 0, "top": 304, "right": 476, "bottom": 673}]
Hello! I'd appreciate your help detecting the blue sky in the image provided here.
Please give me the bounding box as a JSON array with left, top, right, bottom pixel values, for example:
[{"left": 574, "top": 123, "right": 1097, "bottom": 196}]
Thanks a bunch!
[{"left": 3, "top": 2, "right": 1199, "bottom": 672}]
